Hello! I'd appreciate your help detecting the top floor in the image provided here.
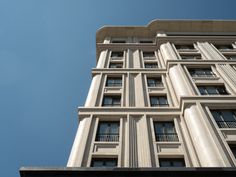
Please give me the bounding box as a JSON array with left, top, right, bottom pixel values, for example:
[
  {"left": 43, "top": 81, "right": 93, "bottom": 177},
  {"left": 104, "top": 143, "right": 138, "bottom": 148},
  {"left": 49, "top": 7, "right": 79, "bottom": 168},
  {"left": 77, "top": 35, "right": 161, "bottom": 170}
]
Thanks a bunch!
[{"left": 96, "top": 20, "right": 236, "bottom": 62}]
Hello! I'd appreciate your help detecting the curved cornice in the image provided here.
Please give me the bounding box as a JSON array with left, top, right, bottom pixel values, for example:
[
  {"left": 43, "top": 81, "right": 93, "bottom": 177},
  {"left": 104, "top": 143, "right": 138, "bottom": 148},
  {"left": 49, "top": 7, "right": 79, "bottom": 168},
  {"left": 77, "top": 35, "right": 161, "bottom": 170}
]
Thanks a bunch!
[{"left": 96, "top": 19, "right": 236, "bottom": 43}]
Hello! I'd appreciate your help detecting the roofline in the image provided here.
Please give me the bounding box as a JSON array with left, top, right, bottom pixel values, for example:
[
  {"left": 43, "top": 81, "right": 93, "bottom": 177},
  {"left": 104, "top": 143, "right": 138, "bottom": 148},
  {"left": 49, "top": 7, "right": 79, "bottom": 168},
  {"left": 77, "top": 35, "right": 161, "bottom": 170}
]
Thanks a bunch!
[{"left": 96, "top": 19, "right": 236, "bottom": 61}]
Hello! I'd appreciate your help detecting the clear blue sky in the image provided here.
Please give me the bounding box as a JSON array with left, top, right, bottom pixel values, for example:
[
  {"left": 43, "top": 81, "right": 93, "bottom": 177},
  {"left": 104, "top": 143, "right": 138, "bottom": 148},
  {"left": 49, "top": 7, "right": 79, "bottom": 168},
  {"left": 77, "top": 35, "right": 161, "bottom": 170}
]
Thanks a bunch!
[{"left": 1, "top": 0, "right": 236, "bottom": 176}]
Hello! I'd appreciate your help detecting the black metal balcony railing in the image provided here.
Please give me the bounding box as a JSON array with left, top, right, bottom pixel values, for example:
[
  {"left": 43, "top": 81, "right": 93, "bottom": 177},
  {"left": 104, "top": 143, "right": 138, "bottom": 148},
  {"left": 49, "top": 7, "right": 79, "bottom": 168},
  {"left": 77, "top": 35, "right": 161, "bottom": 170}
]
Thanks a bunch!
[
  {"left": 96, "top": 134, "right": 119, "bottom": 142},
  {"left": 155, "top": 133, "right": 179, "bottom": 142},
  {"left": 216, "top": 121, "right": 236, "bottom": 128}
]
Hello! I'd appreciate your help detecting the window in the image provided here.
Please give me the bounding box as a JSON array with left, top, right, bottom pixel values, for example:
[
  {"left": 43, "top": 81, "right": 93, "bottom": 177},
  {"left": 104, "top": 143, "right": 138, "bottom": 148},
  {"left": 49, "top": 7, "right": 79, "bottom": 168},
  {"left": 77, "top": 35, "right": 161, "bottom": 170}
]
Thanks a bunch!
[
  {"left": 143, "top": 51, "right": 155, "bottom": 58},
  {"left": 154, "top": 122, "right": 178, "bottom": 142},
  {"left": 111, "top": 51, "right": 124, "bottom": 58},
  {"left": 91, "top": 158, "right": 117, "bottom": 167},
  {"left": 180, "top": 54, "right": 201, "bottom": 60},
  {"left": 229, "top": 144, "right": 236, "bottom": 158},
  {"left": 198, "top": 85, "right": 228, "bottom": 95},
  {"left": 150, "top": 96, "right": 168, "bottom": 107},
  {"left": 112, "top": 40, "right": 126, "bottom": 43},
  {"left": 188, "top": 68, "right": 215, "bottom": 77},
  {"left": 106, "top": 77, "right": 122, "bottom": 87},
  {"left": 211, "top": 110, "right": 236, "bottom": 128},
  {"left": 145, "top": 63, "right": 158, "bottom": 68},
  {"left": 175, "top": 44, "right": 195, "bottom": 50},
  {"left": 109, "top": 62, "right": 123, "bottom": 68},
  {"left": 147, "top": 77, "right": 163, "bottom": 87},
  {"left": 102, "top": 95, "right": 121, "bottom": 106},
  {"left": 214, "top": 44, "right": 234, "bottom": 50},
  {"left": 96, "top": 122, "right": 119, "bottom": 142},
  {"left": 140, "top": 40, "right": 153, "bottom": 43},
  {"left": 159, "top": 158, "right": 185, "bottom": 167},
  {"left": 224, "top": 54, "right": 236, "bottom": 60}
]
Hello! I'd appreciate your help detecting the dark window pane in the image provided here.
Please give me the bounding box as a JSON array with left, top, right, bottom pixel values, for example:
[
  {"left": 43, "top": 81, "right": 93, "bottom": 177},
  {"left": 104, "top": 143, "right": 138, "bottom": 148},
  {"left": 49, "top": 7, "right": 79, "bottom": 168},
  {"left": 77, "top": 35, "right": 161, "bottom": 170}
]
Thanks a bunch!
[
  {"left": 175, "top": 44, "right": 195, "bottom": 50},
  {"left": 150, "top": 96, "right": 168, "bottom": 107},
  {"left": 140, "top": 40, "right": 153, "bottom": 43},
  {"left": 147, "top": 78, "right": 163, "bottom": 87},
  {"left": 159, "top": 158, "right": 185, "bottom": 167},
  {"left": 211, "top": 110, "right": 236, "bottom": 128},
  {"left": 96, "top": 122, "right": 119, "bottom": 142},
  {"left": 91, "top": 158, "right": 117, "bottom": 167},
  {"left": 143, "top": 51, "right": 155, "bottom": 58},
  {"left": 111, "top": 51, "right": 123, "bottom": 58},
  {"left": 112, "top": 40, "right": 126, "bottom": 43},
  {"left": 229, "top": 144, "right": 236, "bottom": 158},
  {"left": 109, "top": 63, "right": 123, "bottom": 68},
  {"left": 145, "top": 63, "right": 158, "bottom": 68},
  {"left": 106, "top": 77, "right": 122, "bottom": 87},
  {"left": 102, "top": 96, "right": 121, "bottom": 106},
  {"left": 154, "top": 122, "right": 178, "bottom": 142}
]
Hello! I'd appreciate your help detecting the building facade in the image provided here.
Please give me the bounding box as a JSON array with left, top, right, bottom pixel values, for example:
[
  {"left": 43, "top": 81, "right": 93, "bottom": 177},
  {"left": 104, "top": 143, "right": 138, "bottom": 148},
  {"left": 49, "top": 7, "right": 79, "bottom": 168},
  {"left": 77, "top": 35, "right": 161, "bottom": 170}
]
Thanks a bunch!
[
  {"left": 67, "top": 20, "right": 236, "bottom": 168},
  {"left": 20, "top": 20, "right": 236, "bottom": 177}
]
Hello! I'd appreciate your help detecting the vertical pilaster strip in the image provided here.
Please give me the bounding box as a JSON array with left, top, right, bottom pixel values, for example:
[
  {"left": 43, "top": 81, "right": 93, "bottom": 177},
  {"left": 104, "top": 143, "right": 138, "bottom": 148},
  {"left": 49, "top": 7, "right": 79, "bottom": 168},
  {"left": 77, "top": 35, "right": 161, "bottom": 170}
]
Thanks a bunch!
[
  {"left": 217, "top": 64, "right": 236, "bottom": 93},
  {"left": 97, "top": 50, "right": 108, "bottom": 68},
  {"left": 84, "top": 74, "right": 102, "bottom": 107},
  {"left": 67, "top": 116, "right": 92, "bottom": 167},
  {"left": 169, "top": 65, "right": 192, "bottom": 101},
  {"left": 136, "top": 116, "right": 152, "bottom": 167},
  {"left": 197, "top": 42, "right": 223, "bottom": 60},
  {"left": 184, "top": 104, "right": 227, "bottom": 167},
  {"left": 160, "top": 42, "right": 178, "bottom": 63}
]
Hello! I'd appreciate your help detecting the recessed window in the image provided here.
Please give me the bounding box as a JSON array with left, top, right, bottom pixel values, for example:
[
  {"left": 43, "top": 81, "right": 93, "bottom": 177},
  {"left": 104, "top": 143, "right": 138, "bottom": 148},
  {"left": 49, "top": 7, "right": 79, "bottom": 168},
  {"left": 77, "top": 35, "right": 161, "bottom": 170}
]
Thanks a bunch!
[
  {"left": 198, "top": 85, "right": 228, "bottom": 95},
  {"left": 106, "top": 77, "right": 122, "bottom": 87},
  {"left": 154, "top": 122, "right": 178, "bottom": 142},
  {"left": 159, "top": 158, "right": 185, "bottom": 167},
  {"left": 147, "top": 77, "right": 163, "bottom": 87},
  {"left": 180, "top": 54, "right": 201, "bottom": 60},
  {"left": 140, "top": 40, "right": 153, "bottom": 43},
  {"left": 96, "top": 122, "right": 119, "bottom": 142},
  {"left": 91, "top": 158, "right": 117, "bottom": 167},
  {"left": 109, "top": 62, "right": 123, "bottom": 68},
  {"left": 224, "top": 54, "right": 236, "bottom": 60},
  {"left": 143, "top": 51, "right": 155, "bottom": 58},
  {"left": 229, "top": 144, "right": 236, "bottom": 158},
  {"left": 214, "top": 44, "right": 234, "bottom": 50},
  {"left": 102, "top": 95, "right": 121, "bottom": 107},
  {"left": 150, "top": 96, "right": 168, "bottom": 107},
  {"left": 188, "top": 68, "right": 215, "bottom": 77},
  {"left": 112, "top": 40, "right": 126, "bottom": 43},
  {"left": 211, "top": 110, "right": 236, "bottom": 128},
  {"left": 111, "top": 51, "right": 124, "bottom": 58},
  {"left": 175, "top": 44, "right": 195, "bottom": 50},
  {"left": 145, "top": 63, "right": 158, "bottom": 68}
]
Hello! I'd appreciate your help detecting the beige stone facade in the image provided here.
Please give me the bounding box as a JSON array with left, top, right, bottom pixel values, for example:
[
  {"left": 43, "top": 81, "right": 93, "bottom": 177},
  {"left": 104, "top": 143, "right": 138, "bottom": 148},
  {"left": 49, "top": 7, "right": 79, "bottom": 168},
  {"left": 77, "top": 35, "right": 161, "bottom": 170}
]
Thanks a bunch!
[{"left": 67, "top": 20, "right": 236, "bottom": 168}]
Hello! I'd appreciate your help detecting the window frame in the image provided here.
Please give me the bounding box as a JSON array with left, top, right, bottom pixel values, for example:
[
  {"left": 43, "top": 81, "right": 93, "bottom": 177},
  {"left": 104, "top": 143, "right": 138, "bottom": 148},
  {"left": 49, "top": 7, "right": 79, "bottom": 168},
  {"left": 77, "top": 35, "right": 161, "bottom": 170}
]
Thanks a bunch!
[
  {"left": 90, "top": 158, "right": 118, "bottom": 167},
  {"left": 95, "top": 121, "right": 120, "bottom": 142},
  {"left": 197, "top": 85, "right": 229, "bottom": 95},
  {"left": 102, "top": 95, "right": 121, "bottom": 107},
  {"left": 111, "top": 51, "right": 124, "bottom": 58},
  {"left": 159, "top": 158, "right": 185, "bottom": 167},
  {"left": 153, "top": 121, "right": 179, "bottom": 142},
  {"left": 144, "top": 62, "right": 158, "bottom": 68},
  {"left": 106, "top": 77, "right": 122, "bottom": 87},
  {"left": 147, "top": 77, "right": 163, "bottom": 87},
  {"left": 150, "top": 95, "right": 169, "bottom": 107},
  {"left": 210, "top": 109, "right": 236, "bottom": 128},
  {"left": 188, "top": 68, "right": 215, "bottom": 78}
]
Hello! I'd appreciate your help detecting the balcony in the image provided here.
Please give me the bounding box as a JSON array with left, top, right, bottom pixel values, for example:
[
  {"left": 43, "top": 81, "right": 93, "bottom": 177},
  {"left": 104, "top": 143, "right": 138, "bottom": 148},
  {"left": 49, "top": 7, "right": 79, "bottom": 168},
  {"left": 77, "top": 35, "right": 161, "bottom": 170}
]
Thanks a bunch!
[
  {"left": 96, "top": 134, "right": 119, "bottom": 142},
  {"left": 155, "top": 133, "right": 179, "bottom": 142},
  {"left": 216, "top": 121, "right": 236, "bottom": 128}
]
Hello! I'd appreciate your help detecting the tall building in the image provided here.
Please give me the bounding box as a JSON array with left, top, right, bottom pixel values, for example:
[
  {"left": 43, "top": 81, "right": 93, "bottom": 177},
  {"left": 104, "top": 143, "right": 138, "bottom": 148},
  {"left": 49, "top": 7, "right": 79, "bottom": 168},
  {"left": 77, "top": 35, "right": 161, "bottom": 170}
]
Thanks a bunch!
[{"left": 20, "top": 20, "right": 236, "bottom": 177}]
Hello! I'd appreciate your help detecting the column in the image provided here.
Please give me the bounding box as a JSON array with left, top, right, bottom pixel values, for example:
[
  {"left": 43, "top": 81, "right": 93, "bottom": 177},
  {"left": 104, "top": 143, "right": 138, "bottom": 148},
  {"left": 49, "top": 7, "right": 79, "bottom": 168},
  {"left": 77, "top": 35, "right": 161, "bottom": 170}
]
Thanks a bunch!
[{"left": 184, "top": 105, "right": 226, "bottom": 167}]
